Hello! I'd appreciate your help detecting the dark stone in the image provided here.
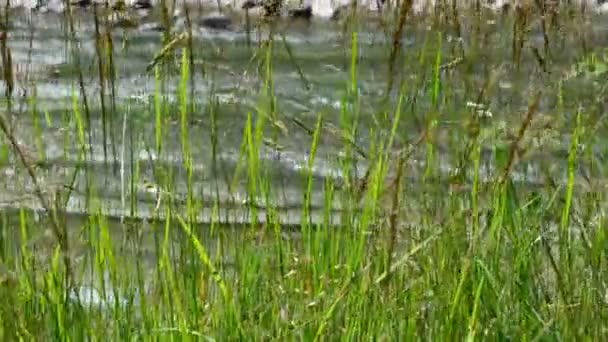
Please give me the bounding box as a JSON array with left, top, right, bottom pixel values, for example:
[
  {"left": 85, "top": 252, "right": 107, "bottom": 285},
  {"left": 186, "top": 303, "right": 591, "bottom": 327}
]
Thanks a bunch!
[
  {"left": 242, "top": 0, "right": 261, "bottom": 10},
  {"left": 288, "top": 5, "right": 312, "bottom": 20},
  {"left": 32, "top": 0, "right": 47, "bottom": 11},
  {"left": 132, "top": 0, "right": 152, "bottom": 9},
  {"left": 71, "top": 0, "right": 92, "bottom": 8},
  {"left": 199, "top": 16, "right": 233, "bottom": 30}
]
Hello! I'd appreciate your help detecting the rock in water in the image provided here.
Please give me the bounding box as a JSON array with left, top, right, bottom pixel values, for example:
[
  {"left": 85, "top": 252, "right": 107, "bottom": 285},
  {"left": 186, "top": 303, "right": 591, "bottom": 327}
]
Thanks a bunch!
[
  {"left": 132, "top": 0, "right": 152, "bottom": 9},
  {"left": 241, "top": 0, "right": 261, "bottom": 10},
  {"left": 70, "top": 0, "right": 91, "bottom": 8},
  {"left": 199, "top": 15, "right": 233, "bottom": 30},
  {"left": 288, "top": 5, "right": 312, "bottom": 20}
]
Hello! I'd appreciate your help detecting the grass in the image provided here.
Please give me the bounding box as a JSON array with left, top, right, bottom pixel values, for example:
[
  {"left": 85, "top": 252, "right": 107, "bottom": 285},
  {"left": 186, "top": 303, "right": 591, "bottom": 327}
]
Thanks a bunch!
[{"left": 1, "top": 1, "right": 608, "bottom": 340}]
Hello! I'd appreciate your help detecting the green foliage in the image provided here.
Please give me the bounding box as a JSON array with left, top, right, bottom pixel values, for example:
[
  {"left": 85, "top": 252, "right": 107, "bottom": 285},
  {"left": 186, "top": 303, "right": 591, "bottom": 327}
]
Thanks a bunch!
[
  {"left": 0, "top": 143, "right": 8, "bottom": 166},
  {"left": 0, "top": 5, "right": 607, "bottom": 341}
]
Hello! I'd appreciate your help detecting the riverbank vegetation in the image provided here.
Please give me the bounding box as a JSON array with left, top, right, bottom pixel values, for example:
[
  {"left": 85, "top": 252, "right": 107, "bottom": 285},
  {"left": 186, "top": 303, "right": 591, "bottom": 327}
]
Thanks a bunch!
[{"left": 0, "top": 1, "right": 607, "bottom": 340}]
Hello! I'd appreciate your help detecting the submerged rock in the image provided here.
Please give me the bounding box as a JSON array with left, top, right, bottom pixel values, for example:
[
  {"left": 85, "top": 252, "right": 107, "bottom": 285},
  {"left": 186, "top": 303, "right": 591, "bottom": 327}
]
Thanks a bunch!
[
  {"left": 70, "top": 0, "right": 91, "bottom": 8},
  {"left": 288, "top": 5, "right": 313, "bottom": 20},
  {"left": 241, "top": 0, "right": 261, "bottom": 9},
  {"left": 132, "top": 0, "right": 152, "bottom": 9},
  {"left": 199, "top": 15, "right": 233, "bottom": 30}
]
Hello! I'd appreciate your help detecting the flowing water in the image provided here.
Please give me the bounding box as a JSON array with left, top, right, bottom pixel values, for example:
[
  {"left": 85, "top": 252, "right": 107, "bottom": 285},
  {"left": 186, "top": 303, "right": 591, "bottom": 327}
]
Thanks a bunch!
[{"left": 0, "top": 7, "right": 607, "bottom": 307}]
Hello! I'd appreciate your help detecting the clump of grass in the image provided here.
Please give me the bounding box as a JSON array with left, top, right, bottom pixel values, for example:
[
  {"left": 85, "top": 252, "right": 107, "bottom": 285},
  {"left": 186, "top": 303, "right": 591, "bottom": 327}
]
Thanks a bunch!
[{"left": 0, "top": 2, "right": 607, "bottom": 340}]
